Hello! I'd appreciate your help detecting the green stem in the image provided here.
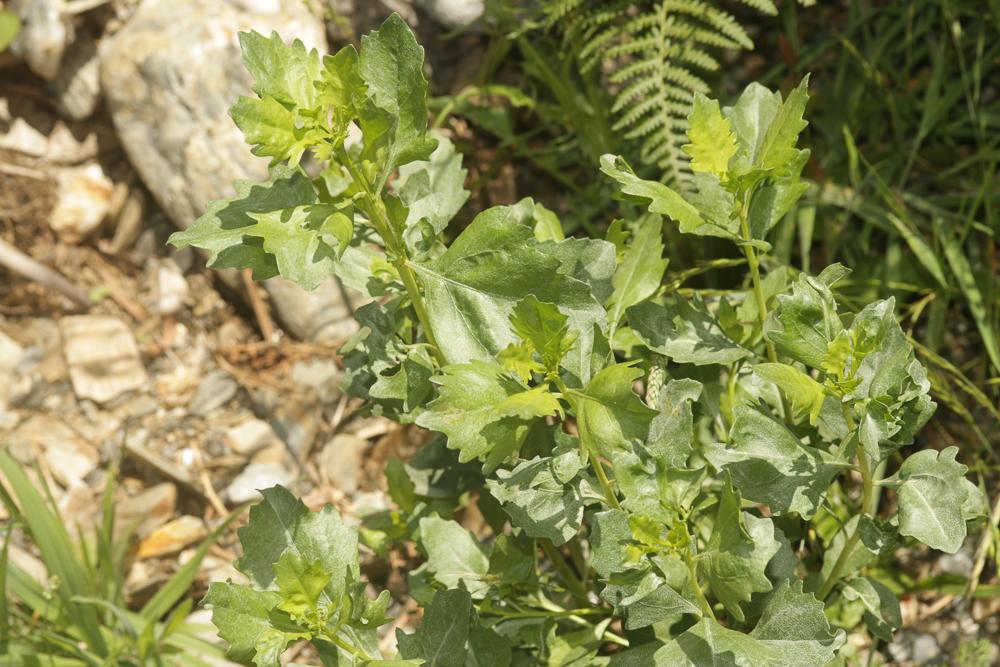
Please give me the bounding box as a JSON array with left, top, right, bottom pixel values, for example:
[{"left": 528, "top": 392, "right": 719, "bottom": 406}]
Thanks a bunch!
[
  {"left": 589, "top": 456, "right": 622, "bottom": 510},
  {"left": 817, "top": 405, "right": 876, "bottom": 601},
  {"left": 335, "top": 147, "right": 445, "bottom": 365},
  {"left": 683, "top": 553, "right": 715, "bottom": 620},
  {"left": 738, "top": 207, "right": 779, "bottom": 365},
  {"left": 556, "top": 380, "right": 622, "bottom": 511},
  {"left": 540, "top": 539, "right": 589, "bottom": 605},
  {"left": 324, "top": 630, "right": 373, "bottom": 662}
]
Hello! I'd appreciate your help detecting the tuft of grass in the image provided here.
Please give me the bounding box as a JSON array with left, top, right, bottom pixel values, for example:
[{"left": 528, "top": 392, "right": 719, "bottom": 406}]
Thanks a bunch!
[{"left": 0, "top": 452, "right": 242, "bottom": 665}]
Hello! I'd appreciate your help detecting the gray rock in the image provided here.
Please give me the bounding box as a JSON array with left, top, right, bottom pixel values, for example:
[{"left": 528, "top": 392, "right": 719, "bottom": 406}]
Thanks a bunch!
[
  {"left": 291, "top": 358, "right": 341, "bottom": 402},
  {"left": 225, "top": 462, "right": 295, "bottom": 504},
  {"left": 318, "top": 433, "right": 368, "bottom": 494},
  {"left": 937, "top": 546, "right": 974, "bottom": 577},
  {"left": 49, "top": 163, "right": 114, "bottom": 243},
  {"left": 11, "top": 414, "right": 98, "bottom": 489},
  {"left": 9, "top": 0, "right": 69, "bottom": 80},
  {"left": 190, "top": 370, "right": 238, "bottom": 416},
  {"left": 0, "top": 329, "right": 24, "bottom": 409},
  {"left": 264, "top": 277, "right": 359, "bottom": 342},
  {"left": 910, "top": 633, "right": 940, "bottom": 665},
  {"left": 60, "top": 316, "right": 148, "bottom": 405},
  {"left": 116, "top": 483, "right": 178, "bottom": 539},
  {"left": 418, "top": 0, "right": 484, "bottom": 29},
  {"left": 225, "top": 417, "right": 279, "bottom": 456},
  {"left": 50, "top": 30, "right": 100, "bottom": 120},
  {"left": 99, "top": 0, "right": 350, "bottom": 340},
  {"left": 154, "top": 258, "right": 189, "bottom": 316}
]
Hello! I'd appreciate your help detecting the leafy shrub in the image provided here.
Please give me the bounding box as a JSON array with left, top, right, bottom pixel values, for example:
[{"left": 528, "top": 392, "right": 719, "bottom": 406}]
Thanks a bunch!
[{"left": 170, "top": 14, "right": 987, "bottom": 665}]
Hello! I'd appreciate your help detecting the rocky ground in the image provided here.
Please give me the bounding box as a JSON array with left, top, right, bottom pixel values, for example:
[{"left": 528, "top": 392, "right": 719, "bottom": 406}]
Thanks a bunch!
[{"left": 0, "top": 1, "right": 995, "bottom": 665}]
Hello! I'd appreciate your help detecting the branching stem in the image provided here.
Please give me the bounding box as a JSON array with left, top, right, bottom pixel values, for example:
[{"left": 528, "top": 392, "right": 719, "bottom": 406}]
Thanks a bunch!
[{"left": 336, "top": 147, "right": 445, "bottom": 365}]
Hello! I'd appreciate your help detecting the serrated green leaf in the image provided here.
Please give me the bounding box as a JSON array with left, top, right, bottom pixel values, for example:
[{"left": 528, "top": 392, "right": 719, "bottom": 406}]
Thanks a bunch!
[
  {"left": 600, "top": 155, "right": 737, "bottom": 240},
  {"left": 231, "top": 95, "right": 311, "bottom": 165},
  {"left": 418, "top": 518, "right": 491, "bottom": 597},
  {"left": 359, "top": 13, "right": 436, "bottom": 183},
  {"left": 274, "top": 551, "right": 331, "bottom": 622},
  {"left": 684, "top": 94, "right": 737, "bottom": 177},
  {"left": 238, "top": 31, "right": 322, "bottom": 109},
  {"left": 724, "top": 83, "right": 782, "bottom": 176},
  {"left": 590, "top": 509, "right": 632, "bottom": 578},
  {"left": 412, "top": 200, "right": 606, "bottom": 384},
  {"left": 753, "top": 362, "right": 825, "bottom": 425},
  {"left": 645, "top": 379, "right": 701, "bottom": 468},
  {"left": 536, "top": 236, "right": 617, "bottom": 304},
  {"left": 881, "top": 446, "right": 985, "bottom": 552},
  {"left": 167, "top": 167, "right": 328, "bottom": 284},
  {"left": 755, "top": 76, "right": 810, "bottom": 173},
  {"left": 601, "top": 569, "right": 701, "bottom": 630},
  {"left": 396, "top": 588, "right": 472, "bottom": 666},
  {"left": 234, "top": 486, "right": 358, "bottom": 605},
  {"left": 396, "top": 133, "right": 469, "bottom": 250},
  {"left": 606, "top": 215, "right": 668, "bottom": 330},
  {"left": 699, "top": 479, "right": 781, "bottom": 622},
  {"left": 629, "top": 296, "right": 751, "bottom": 366},
  {"left": 416, "top": 361, "right": 559, "bottom": 465},
  {"left": 510, "top": 295, "right": 577, "bottom": 374},
  {"left": 572, "top": 363, "right": 655, "bottom": 459},
  {"left": 765, "top": 267, "right": 846, "bottom": 369},
  {"left": 615, "top": 581, "right": 843, "bottom": 666},
  {"left": 204, "top": 583, "right": 304, "bottom": 666},
  {"left": 487, "top": 451, "right": 586, "bottom": 545},
  {"left": 705, "top": 408, "right": 848, "bottom": 518},
  {"left": 842, "top": 577, "right": 901, "bottom": 642}
]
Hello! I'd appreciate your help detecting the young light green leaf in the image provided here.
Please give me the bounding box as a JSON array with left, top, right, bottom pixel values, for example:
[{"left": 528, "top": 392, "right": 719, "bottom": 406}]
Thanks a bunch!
[
  {"left": 273, "top": 551, "right": 331, "bottom": 622},
  {"left": 234, "top": 486, "right": 358, "bottom": 605},
  {"left": 764, "top": 267, "right": 846, "bottom": 369},
  {"left": 699, "top": 479, "right": 781, "bottom": 622},
  {"left": 683, "top": 94, "right": 737, "bottom": 177},
  {"left": 600, "top": 155, "right": 737, "bottom": 240},
  {"left": 487, "top": 451, "right": 586, "bottom": 545},
  {"left": 606, "top": 215, "right": 668, "bottom": 329},
  {"left": 842, "top": 577, "right": 901, "bottom": 642},
  {"left": 231, "top": 95, "right": 312, "bottom": 165},
  {"left": 203, "top": 584, "right": 304, "bottom": 666},
  {"left": 415, "top": 361, "right": 560, "bottom": 465},
  {"left": 510, "top": 295, "right": 578, "bottom": 374},
  {"left": 629, "top": 296, "right": 751, "bottom": 366},
  {"left": 412, "top": 200, "right": 606, "bottom": 383},
  {"left": 396, "top": 133, "right": 470, "bottom": 249},
  {"left": 572, "top": 363, "right": 656, "bottom": 459},
  {"left": 755, "top": 75, "right": 810, "bottom": 173},
  {"left": 238, "top": 31, "right": 322, "bottom": 109},
  {"left": 881, "top": 446, "right": 985, "bottom": 553},
  {"left": 418, "top": 518, "right": 491, "bottom": 597},
  {"left": 705, "top": 408, "right": 848, "bottom": 518},
  {"left": 753, "top": 362, "right": 825, "bottom": 425},
  {"left": 359, "top": 13, "right": 437, "bottom": 182},
  {"left": 396, "top": 588, "right": 472, "bottom": 666}
]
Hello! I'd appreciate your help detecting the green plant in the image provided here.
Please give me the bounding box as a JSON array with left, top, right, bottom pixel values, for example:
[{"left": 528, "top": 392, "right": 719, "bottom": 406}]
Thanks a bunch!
[
  {"left": 0, "top": 452, "right": 240, "bottom": 665},
  {"left": 170, "top": 15, "right": 988, "bottom": 665}
]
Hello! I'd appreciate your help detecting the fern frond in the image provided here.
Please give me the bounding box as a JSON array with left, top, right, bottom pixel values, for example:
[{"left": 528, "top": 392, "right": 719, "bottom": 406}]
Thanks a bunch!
[{"left": 541, "top": 0, "right": 784, "bottom": 187}]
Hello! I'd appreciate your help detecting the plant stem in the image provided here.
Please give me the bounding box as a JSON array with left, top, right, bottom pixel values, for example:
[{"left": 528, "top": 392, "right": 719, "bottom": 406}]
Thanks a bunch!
[
  {"left": 683, "top": 553, "right": 715, "bottom": 620},
  {"left": 817, "top": 406, "right": 876, "bottom": 601},
  {"left": 335, "top": 147, "right": 445, "bottom": 365},
  {"left": 589, "top": 456, "right": 622, "bottom": 510},
  {"left": 738, "top": 202, "right": 779, "bottom": 365},
  {"left": 540, "top": 540, "right": 589, "bottom": 605}
]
